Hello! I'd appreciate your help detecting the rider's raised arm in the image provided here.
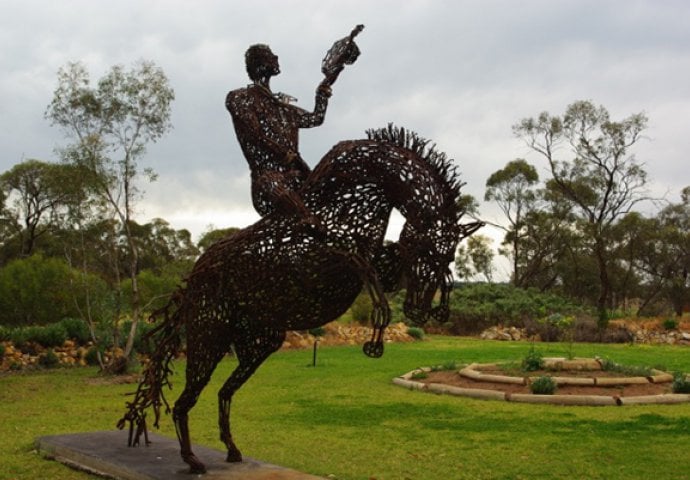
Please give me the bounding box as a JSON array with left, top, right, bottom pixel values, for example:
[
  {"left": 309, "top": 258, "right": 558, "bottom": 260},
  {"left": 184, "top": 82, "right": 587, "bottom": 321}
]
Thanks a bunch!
[{"left": 296, "top": 83, "right": 331, "bottom": 128}]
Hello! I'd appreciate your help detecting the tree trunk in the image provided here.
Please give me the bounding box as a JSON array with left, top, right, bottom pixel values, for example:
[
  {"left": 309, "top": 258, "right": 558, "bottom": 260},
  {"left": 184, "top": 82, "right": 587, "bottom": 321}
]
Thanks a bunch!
[
  {"left": 594, "top": 239, "right": 610, "bottom": 331},
  {"left": 123, "top": 230, "right": 140, "bottom": 360}
]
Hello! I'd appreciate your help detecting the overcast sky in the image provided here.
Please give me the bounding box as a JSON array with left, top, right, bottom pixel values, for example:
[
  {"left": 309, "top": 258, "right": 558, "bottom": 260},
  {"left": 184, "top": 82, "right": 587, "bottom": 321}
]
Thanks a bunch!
[{"left": 2, "top": 0, "right": 689, "bottom": 277}]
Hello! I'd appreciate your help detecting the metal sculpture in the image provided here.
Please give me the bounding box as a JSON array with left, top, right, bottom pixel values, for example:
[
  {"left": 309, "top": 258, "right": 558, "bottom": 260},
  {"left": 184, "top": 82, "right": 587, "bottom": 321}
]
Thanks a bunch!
[{"left": 119, "top": 27, "right": 481, "bottom": 474}]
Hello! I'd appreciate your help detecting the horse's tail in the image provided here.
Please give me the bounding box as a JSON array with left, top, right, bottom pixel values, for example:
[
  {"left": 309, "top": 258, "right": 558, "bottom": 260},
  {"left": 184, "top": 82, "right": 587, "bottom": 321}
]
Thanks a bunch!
[{"left": 117, "top": 288, "right": 186, "bottom": 446}]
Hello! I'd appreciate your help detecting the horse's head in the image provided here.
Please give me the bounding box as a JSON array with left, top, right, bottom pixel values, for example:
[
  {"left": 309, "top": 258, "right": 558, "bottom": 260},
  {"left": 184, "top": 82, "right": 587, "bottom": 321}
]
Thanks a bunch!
[{"left": 399, "top": 219, "right": 461, "bottom": 325}]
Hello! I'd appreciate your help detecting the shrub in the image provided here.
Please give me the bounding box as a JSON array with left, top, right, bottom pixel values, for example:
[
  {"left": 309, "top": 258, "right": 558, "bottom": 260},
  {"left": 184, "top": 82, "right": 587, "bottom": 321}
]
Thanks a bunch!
[
  {"left": 445, "top": 283, "right": 586, "bottom": 335},
  {"left": 672, "top": 372, "right": 690, "bottom": 394},
  {"left": 58, "top": 318, "right": 91, "bottom": 344},
  {"left": 599, "top": 358, "right": 653, "bottom": 377},
  {"left": 530, "top": 376, "right": 557, "bottom": 395},
  {"left": 38, "top": 349, "right": 60, "bottom": 368},
  {"left": 16, "top": 324, "right": 68, "bottom": 348},
  {"left": 662, "top": 318, "right": 678, "bottom": 331},
  {"left": 308, "top": 326, "right": 326, "bottom": 337},
  {"left": 0, "top": 343, "right": 5, "bottom": 357},
  {"left": 0, "top": 325, "right": 9, "bottom": 341},
  {"left": 430, "top": 360, "right": 459, "bottom": 371},
  {"left": 117, "top": 318, "right": 160, "bottom": 355},
  {"left": 522, "top": 346, "right": 543, "bottom": 372},
  {"left": 407, "top": 326, "right": 425, "bottom": 340},
  {"left": 349, "top": 292, "right": 373, "bottom": 325},
  {"left": 410, "top": 371, "right": 428, "bottom": 380},
  {"left": 84, "top": 347, "right": 102, "bottom": 366},
  {"left": 0, "top": 254, "right": 82, "bottom": 326}
]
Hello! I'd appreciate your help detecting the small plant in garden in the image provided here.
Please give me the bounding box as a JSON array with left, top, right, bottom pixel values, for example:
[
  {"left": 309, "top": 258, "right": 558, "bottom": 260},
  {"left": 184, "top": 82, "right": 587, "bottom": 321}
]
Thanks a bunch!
[
  {"left": 522, "top": 345, "right": 543, "bottom": 372},
  {"left": 672, "top": 372, "right": 690, "bottom": 393},
  {"left": 407, "top": 326, "right": 425, "bottom": 340},
  {"left": 530, "top": 375, "right": 557, "bottom": 395},
  {"left": 430, "top": 360, "right": 459, "bottom": 372},
  {"left": 599, "top": 358, "right": 653, "bottom": 377},
  {"left": 410, "top": 370, "right": 428, "bottom": 379}
]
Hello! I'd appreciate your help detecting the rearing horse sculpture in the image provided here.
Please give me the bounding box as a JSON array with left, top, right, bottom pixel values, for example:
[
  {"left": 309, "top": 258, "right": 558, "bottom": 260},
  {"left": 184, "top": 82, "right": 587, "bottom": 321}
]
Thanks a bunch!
[{"left": 119, "top": 125, "right": 480, "bottom": 473}]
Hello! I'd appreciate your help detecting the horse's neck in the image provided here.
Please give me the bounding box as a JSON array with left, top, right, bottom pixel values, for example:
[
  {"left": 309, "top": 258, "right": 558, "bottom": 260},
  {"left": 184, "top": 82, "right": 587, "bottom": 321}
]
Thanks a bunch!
[{"left": 305, "top": 139, "right": 448, "bottom": 248}]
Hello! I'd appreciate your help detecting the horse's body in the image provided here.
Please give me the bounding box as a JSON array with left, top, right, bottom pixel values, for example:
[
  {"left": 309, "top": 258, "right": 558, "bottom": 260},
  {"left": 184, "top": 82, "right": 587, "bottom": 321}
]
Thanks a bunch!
[{"left": 120, "top": 126, "right": 478, "bottom": 473}]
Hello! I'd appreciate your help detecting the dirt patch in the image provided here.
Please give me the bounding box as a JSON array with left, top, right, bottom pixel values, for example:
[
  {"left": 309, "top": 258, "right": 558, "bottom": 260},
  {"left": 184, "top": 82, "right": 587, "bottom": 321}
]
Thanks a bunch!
[
  {"left": 86, "top": 373, "right": 140, "bottom": 385},
  {"left": 418, "top": 370, "right": 673, "bottom": 397}
]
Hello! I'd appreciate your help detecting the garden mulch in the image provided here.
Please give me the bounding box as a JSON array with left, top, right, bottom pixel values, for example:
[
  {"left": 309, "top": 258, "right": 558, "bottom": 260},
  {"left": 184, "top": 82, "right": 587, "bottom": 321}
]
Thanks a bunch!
[{"left": 418, "top": 370, "right": 673, "bottom": 397}]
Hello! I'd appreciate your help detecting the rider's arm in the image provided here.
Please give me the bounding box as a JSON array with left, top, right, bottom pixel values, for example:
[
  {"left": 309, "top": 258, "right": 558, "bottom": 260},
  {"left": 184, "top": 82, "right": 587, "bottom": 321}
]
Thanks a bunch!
[{"left": 297, "top": 83, "right": 331, "bottom": 128}]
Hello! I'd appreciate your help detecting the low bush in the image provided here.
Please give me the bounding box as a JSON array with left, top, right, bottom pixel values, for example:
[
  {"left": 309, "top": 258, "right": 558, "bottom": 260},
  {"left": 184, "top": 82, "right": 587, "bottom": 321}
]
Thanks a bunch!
[
  {"left": 530, "top": 375, "right": 557, "bottom": 395},
  {"left": 672, "top": 372, "right": 690, "bottom": 394},
  {"left": 308, "top": 326, "right": 326, "bottom": 337},
  {"left": 407, "top": 326, "right": 425, "bottom": 340},
  {"left": 600, "top": 358, "right": 654, "bottom": 377},
  {"left": 0, "top": 325, "right": 9, "bottom": 341},
  {"left": 11, "top": 324, "right": 68, "bottom": 348},
  {"left": 84, "top": 346, "right": 102, "bottom": 366},
  {"left": 522, "top": 346, "right": 543, "bottom": 372},
  {"left": 37, "top": 349, "right": 60, "bottom": 368},
  {"left": 0, "top": 343, "right": 5, "bottom": 357},
  {"left": 349, "top": 292, "right": 373, "bottom": 326},
  {"left": 120, "top": 319, "right": 158, "bottom": 355},
  {"left": 662, "top": 318, "right": 679, "bottom": 331},
  {"left": 443, "top": 283, "right": 586, "bottom": 335},
  {"left": 430, "top": 360, "right": 459, "bottom": 372},
  {"left": 58, "top": 318, "right": 91, "bottom": 344}
]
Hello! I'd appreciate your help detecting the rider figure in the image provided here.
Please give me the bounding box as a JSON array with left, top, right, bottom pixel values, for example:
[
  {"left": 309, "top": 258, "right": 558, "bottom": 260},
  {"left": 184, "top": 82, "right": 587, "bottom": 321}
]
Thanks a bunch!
[{"left": 225, "top": 44, "right": 331, "bottom": 229}]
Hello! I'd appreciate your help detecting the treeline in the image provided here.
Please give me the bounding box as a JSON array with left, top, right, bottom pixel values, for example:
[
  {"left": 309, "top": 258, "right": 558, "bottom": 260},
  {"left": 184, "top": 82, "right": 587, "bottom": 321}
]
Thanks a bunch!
[
  {"left": 3, "top": 58, "right": 688, "bottom": 373},
  {"left": 1, "top": 60, "right": 214, "bottom": 372},
  {"left": 458, "top": 100, "right": 690, "bottom": 325}
]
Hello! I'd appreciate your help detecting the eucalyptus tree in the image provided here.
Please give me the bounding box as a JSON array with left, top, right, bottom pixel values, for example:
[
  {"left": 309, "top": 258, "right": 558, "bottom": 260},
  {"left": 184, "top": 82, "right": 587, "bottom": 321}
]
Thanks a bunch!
[
  {"left": 45, "top": 60, "right": 174, "bottom": 370},
  {"left": 455, "top": 234, "right": 495, "bottom": 283},
  {"left": 625, "top": 188, "right": 690, "bottom": 316},
  {"left": 484, "top": 158, "right": 539, "bottom": 286},
  {"left": 513, "top": 100, "right": 650, "bottom": 328},
  {"left": 0, "top": 159, "right": 86, "bottom": 258}
]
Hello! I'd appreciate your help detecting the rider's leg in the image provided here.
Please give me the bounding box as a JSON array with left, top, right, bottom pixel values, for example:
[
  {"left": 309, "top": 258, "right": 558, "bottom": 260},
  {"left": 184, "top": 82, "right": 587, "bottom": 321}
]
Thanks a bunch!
[{"left": 254, "top": 171, "right": 326, "bottom": 236}]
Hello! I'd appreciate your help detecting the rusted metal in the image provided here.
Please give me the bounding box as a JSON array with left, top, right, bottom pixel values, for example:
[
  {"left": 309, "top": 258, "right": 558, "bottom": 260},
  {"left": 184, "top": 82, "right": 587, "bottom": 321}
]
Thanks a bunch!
[{"left": 119, "top": 26, "right": 480, "bottom": 474}]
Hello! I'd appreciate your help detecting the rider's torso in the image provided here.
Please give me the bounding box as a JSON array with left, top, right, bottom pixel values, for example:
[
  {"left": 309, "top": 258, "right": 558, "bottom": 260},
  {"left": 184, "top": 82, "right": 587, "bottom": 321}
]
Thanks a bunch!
[{"left": 226, "top": 85, "right": 302, "bottom": 174}]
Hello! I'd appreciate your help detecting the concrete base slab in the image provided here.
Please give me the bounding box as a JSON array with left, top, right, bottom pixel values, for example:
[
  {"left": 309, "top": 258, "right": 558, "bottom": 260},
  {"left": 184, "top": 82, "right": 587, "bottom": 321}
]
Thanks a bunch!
[{"left": 36, "top": 431, "right": 324, "bottom": 480}]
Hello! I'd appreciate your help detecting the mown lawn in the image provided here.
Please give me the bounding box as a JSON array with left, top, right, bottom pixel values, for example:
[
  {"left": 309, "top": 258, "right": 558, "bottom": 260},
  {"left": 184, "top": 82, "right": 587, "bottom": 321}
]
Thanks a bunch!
[{"left": 2, "top": 336, "right": 690, "bottom": 479}]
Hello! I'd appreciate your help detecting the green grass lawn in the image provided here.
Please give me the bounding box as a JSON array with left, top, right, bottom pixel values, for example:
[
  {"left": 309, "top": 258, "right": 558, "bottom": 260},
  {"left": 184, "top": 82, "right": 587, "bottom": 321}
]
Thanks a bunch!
[{"left": 2, "top": 336, "right": 690, "bottom": 479}]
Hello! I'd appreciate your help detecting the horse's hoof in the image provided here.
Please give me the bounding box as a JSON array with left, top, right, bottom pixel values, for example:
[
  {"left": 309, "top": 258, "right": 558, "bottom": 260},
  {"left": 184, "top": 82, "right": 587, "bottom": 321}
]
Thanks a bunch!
[
  {"left": 226, "top": 446, "right": 243, "bottom": 463},
  {"left": 363, "top": 341, "right": 384, "bottom": 358},
  {"left": 184, "top": 455, "right": 207, "bottom": 474},
  {"left": 188, "top": 463, "right": 206, "bottom": 474}
]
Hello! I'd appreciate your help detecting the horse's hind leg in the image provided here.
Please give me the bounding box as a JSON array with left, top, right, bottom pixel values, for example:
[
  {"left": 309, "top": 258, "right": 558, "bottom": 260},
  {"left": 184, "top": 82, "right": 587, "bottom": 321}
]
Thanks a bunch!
[
  {"left": 219, "top": 326, "right": 285, "bottom": 462},
  {"left": 173, "top": 346, "right": 226, "bottom": 473}
]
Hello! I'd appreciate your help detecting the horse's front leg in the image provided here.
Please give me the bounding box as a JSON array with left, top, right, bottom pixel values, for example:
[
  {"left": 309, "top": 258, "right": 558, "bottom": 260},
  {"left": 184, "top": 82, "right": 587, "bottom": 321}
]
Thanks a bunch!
[
  {"left": 219, "top": 326, "right": 285, "bottom": 463},
  {"left": 346, "top": 252, "right": 391, "bottom": 358}
]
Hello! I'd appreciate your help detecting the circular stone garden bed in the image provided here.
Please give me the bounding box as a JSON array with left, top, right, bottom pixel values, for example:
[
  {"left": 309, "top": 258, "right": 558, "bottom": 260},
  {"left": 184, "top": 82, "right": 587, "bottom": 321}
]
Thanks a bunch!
[{"left": 394, "top": 357, "right": 690, "bottom": 406}]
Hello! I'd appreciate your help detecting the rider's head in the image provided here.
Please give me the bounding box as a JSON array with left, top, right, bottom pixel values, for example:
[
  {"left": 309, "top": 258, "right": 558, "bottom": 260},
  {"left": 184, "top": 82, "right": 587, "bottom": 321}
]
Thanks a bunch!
[{"left": 245, "top": 44, "right": 280, "bottom": 82}]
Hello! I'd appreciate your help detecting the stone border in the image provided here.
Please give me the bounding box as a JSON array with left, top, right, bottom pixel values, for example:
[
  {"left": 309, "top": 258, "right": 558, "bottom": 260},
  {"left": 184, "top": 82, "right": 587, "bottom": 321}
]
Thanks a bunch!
[{"left": 394, "top": 359, "right": 690, "bottom": 406}]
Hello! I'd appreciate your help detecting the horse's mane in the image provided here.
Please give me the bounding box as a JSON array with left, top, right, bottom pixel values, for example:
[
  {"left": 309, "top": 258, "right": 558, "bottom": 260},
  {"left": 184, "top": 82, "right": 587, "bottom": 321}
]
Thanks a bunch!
[{"left": 365, "top": 124, "right": 464, "bottom": 212}]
